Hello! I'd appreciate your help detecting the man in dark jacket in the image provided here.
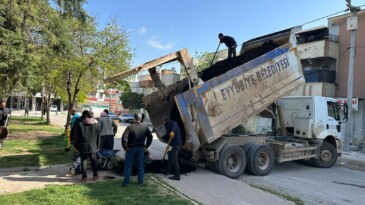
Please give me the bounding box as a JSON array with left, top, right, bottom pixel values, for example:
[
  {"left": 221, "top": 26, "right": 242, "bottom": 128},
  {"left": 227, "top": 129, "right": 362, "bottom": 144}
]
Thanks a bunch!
[
  {"left": 122, "top": 113, "right": 153, "bottom": 186},
  {"left": 67, "top": 110, "right": 89, "bottom": 175},
  {"left": 218, "top": 33, "right": 237, "bottom": 59},
  {"left": 163, "top": 118, "right": 182, "bottom": 180},
  {"left": 0, "top": 100, "right": 11, "bottom": 127},
  {"left": 74, "top": 111, "right": 100, "bottom": 182}
]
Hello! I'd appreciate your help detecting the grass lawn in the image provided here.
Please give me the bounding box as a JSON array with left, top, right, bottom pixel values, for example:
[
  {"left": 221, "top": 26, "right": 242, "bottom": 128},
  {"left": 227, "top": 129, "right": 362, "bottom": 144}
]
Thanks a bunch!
[
  {"left": 0, "top": 176, "right": 198, "bottom": 205},
  {"left": 0, "top": 116, "right": 72, "bottom": 168},
  {"left": 8, "top": 116, "right": 64, "bottom": 134}
]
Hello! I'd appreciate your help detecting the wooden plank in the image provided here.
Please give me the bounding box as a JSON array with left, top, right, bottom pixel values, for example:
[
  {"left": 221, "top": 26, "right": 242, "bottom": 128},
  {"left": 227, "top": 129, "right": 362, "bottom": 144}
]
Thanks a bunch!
[
  {"left": 104, "top": 49, "right": 184, "bottom": 83},
  {"left": 149, "top": 67, "right": 165, "bottom": 89}
]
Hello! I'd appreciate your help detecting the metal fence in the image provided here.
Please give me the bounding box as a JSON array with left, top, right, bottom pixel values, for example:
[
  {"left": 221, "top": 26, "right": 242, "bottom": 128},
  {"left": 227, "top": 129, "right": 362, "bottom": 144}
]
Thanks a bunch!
[{"left": 297, "top": 33, "right": 339, "bottom": 44}]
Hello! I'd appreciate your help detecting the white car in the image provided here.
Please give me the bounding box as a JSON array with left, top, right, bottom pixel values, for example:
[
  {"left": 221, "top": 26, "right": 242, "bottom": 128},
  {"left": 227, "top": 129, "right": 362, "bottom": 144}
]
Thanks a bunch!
[
  {"left": 119, "top": 113, "right": 134, "bottom": 123},
  {"left": 50, "top": 105, "right": 58, "bottom": 112}
]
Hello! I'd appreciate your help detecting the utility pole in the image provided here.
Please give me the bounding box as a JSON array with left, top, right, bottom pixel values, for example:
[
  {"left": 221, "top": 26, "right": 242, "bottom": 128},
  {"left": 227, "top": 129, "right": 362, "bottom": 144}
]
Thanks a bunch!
[
  {"left": 109, "top": 87, "right": 112, "bottom": 112},
  {"left": 344, "top": 0, "right": 360, "bottom": 151}
]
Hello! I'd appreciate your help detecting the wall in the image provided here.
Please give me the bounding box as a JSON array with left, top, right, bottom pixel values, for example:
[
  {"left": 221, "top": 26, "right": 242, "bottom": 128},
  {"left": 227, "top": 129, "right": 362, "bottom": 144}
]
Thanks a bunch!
[
  {"left": 297, "top": 40, "right": 338, "bottom": 59},
  {"left": 288, "top": 82, "right": 335, "bottom": 97},
  {"left": 329, "top": 11, "right": 365, "bottom": 98}
]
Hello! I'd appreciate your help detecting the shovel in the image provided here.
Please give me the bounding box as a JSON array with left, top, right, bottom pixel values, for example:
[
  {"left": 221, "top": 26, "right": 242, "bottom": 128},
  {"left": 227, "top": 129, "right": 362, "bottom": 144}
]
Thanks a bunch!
[
  {"left": 209, "top": 43, "right": 221, "bottom": 67},
  {"left": 161, "top": 132, "right": 174, "bottom": 164}
]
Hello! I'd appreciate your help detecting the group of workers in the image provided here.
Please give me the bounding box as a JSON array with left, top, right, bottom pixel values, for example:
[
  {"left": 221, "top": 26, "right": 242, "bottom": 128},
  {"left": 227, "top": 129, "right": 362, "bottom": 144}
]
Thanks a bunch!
[{"left": 68, "top": 108, "right": 182, "bottom": 186}]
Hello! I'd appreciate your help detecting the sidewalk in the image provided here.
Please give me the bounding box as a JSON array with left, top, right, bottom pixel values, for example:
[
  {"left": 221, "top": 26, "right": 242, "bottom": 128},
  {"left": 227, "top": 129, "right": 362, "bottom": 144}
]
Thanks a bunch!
[
  {"left": 0, "top": 165, "right": 121, "bottom": 195},
  {"left": 337, "top": 151, "right": 365, "bottom": 171}
]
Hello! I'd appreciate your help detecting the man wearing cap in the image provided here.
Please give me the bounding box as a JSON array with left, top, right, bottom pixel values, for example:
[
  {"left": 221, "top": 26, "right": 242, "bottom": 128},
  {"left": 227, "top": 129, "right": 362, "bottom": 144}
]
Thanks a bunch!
[
  {"left": 218, "top": 33, "right": 237, "bottom": 59},
  {"left": 121, "top": 113, "right": 153, "bottom": 187}
]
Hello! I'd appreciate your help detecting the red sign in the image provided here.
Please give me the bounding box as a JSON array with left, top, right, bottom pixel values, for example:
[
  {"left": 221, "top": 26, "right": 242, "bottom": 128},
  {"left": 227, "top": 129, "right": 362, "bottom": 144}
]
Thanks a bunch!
[{"left": 336, "top": 98, "right": 358, "bottom": 111}]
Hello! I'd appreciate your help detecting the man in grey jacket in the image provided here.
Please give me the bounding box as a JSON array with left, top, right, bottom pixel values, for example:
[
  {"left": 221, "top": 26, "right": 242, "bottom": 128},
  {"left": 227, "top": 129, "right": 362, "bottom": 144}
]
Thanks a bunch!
[{"left": 98, "top": 112, "right": 118, "bottom": 149}]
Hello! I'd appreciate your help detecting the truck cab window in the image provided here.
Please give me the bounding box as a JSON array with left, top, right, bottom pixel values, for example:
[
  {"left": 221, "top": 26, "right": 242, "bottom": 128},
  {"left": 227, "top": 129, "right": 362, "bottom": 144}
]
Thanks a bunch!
[{"left": 327, "top": 102, "right": 340, "bottom": 121}]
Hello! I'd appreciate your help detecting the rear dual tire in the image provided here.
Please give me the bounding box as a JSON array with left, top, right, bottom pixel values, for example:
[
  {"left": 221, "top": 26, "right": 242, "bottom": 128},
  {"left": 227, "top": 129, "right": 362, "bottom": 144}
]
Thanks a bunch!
[
  {"left": 216, "top": 145, "right": 246, "bottom": 179},
  {"left": 244, "top": 144, "right": 275, "bottom": 176}
]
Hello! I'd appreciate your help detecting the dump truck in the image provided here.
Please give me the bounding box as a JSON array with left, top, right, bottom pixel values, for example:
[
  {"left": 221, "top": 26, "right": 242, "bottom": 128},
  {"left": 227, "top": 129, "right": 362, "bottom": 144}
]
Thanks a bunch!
[{"left": 105, "top": 27, "right": 346, "bottom": 178}]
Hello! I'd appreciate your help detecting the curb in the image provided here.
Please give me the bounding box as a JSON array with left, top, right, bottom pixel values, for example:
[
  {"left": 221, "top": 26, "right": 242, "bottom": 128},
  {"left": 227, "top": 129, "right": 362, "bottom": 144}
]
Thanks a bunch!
[
  {"left": 0, "top": 164, "right": 70, "bottom": 173},
  {"left": 336, "top": 152, "right": 365, "bottom": 171}
]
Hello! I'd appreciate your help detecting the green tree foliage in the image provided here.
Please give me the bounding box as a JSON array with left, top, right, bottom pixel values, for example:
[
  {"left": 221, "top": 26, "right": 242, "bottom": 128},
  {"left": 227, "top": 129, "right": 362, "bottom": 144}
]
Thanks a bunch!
[
  {"left": 106, "top": 79, "right": 131, "bottom": 93},
  {"left": 1, "top": 1, "right": 132, "bottom": 126},
  {"left": 0, "top": 0, "right": 49, "bottom": 99},
  {"left": 120, "top": 92, "right": 144, "bottom": 109},
  {"left": 180, "top": 51, "right": 218, "bottom": 78}
]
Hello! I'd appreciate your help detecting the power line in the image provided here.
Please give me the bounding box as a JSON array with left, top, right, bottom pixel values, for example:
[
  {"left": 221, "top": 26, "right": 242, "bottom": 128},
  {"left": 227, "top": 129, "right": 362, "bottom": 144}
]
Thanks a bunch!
[
  {"left": 301, "top": 9, "right": 349, "bottom": 26},
  {"left": 301, "top": 4, "right": 365, "bottom": 26}
]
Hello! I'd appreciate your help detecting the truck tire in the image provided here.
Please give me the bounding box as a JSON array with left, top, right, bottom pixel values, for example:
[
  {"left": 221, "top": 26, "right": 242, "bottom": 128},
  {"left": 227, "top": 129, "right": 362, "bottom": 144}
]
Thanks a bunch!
[
  {"left": 246, "top": 144, "right": 275, "bottom": 176},
  {"left": 240, "top": 143, "right": 255, "bottom": 173},
  {"left": 311, "top": 142, "right": 337, "bottom": 168},
  {"left": 217, "top": 145, "right": 246, "bottom": 179},
  {"left": 241, "top": 143, "right": 255, "bottom": 153}
]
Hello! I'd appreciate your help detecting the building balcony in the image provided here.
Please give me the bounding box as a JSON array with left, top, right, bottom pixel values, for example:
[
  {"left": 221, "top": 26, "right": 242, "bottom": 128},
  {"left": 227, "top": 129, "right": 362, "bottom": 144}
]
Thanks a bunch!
[
  {"left": 139, "top": 80, "right": 153, "bottom": 88},
  {"left": 297, "top": 39, "right": 339, "bottom": 60},
  {"left": 297, "top": 33, "right": 338, "bottom": 44},
  {"left": 296, "top": 27, "right": 339, "bottom": 60}
]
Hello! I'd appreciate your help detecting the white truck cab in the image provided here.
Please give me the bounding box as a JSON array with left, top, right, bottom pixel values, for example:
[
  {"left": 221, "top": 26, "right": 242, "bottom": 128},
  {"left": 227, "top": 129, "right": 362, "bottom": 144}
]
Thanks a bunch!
[{"left": 279, "top": 96, "right": 342, "bottom": 141}]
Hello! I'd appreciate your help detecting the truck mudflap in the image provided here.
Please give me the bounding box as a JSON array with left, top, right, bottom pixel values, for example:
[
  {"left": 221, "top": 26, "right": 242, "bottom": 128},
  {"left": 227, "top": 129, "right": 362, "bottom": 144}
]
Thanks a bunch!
[{"left": 336, "top": 139, "right": 343, "bottom": 154}]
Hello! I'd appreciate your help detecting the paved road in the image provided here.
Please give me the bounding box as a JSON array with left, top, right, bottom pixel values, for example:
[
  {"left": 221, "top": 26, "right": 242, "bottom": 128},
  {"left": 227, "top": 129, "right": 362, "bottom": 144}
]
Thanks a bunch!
[{"left": 239, "top": 161, "right": 365, "bottom": 205}]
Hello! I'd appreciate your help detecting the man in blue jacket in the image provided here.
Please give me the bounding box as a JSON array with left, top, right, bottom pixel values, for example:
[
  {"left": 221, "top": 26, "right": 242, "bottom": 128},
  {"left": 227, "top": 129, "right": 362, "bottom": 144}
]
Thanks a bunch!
[
  {"left": 218, "top": 33, "right": 237, "bottom": 59},
  {"left": 163, "top": 118, "right": 182, "bottom": 180}
]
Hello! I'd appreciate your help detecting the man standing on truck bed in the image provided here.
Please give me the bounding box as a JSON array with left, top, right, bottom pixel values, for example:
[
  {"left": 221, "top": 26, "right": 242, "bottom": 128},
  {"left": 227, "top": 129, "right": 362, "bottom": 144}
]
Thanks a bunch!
[
  {"left": 163, "top": 118, "right": 182, "bottom": 181},
  {"left": 218, "top": 33, "right": 237, "bottom": 59}
]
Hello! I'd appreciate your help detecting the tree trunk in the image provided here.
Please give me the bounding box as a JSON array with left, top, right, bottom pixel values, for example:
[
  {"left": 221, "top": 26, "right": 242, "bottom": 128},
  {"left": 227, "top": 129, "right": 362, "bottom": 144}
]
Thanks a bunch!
[
  {"left": 66, "top": 71, "right": 73, "bottom": 126},
  {"left": 65, "top": 71, "right": 82, "bottom": 126},
  {"left": 46, "top": 93, "right": 51, "bottom": 125},
  {"left": 40, "top": 96, "right": 44, "bottom": 120}
]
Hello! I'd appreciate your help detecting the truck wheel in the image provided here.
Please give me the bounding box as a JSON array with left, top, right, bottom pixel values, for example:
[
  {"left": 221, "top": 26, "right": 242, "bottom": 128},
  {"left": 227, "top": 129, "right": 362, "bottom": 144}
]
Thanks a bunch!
[
  {"left": 246, "top": 144, "right": 274, "bottom": 176},
  {"left": 241, "top": 143, "right": 255, "bottom": 153},
  {"left": 240, "top": 143, "right": 255, "bottom": 173},
  {"left": 311, "top": 142, "right": 337, "bottom": 168},
  {"left": 217, "top": 145, "right": 246, "bottom": 179}
]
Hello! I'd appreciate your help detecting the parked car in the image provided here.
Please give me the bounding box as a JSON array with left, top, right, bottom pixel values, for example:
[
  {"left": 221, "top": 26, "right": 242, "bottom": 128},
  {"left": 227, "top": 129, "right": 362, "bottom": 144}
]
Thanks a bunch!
[
  {"left": 50, "top": 105, "right": 58, "bottom": 112},
  {"left": 119, "top": 113, "right": 134, "bottom": 123},
  {"left": 108, "top": 112, "right": 120, "bottom": 122}
]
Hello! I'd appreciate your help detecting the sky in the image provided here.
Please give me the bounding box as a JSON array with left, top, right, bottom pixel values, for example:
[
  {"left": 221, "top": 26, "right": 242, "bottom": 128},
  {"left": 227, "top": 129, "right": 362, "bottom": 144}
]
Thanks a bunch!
[{"left": 84, "top": 0, "right": 365, "bottom": 71}]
